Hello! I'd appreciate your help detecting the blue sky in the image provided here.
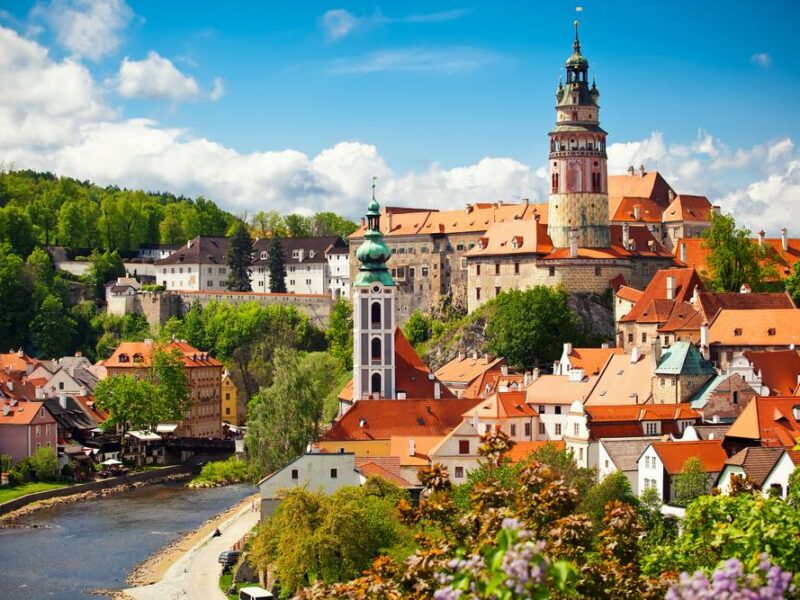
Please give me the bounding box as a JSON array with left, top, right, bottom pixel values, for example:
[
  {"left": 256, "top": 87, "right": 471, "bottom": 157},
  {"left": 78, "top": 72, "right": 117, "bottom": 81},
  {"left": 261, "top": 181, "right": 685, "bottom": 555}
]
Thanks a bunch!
[{"left": 1, "top": 1, "right": 799, "bottom": 232}]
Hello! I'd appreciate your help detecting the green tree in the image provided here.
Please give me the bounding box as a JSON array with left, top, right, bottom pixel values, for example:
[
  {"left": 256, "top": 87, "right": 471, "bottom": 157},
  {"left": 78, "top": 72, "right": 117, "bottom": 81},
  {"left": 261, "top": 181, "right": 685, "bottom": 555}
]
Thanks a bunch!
[
  {"left": 785, "top": 262, "right": 800, "bottom": 306},
  {"left": 0, "top": 244, "right": 33, "bottom": 349},
  {"left": 0, "top": 454, "right": 11, "bottom": 474},
  {"left": 310, "top": 212, "right": 358, "bottom": 238},
  {"left": 0, "top": 204, "right": 36, "bottom": 257},
  {"left": 250, "top": 210, "right": 286, "bottom": 239},
  {"left": 58, "top": 197, "right": 99, "bottom": 249},
  {"left": 285, "top": 213, "right": 311, "bottom": 238},
  {"left": 28, "top": 188, "right": 61, "bottom": 246},
  {"left": 786, "top": 465, "right": 800, "bottom": 509},
  {"left": 94, "top": 374, "right": 162, "bottom": 455},
  {"left": 267, "top": 236, "right": 287, "bottom": 293},
  {"left": 194, "top": 196, "right": 231, "bottom": 236},
  {"left": 485, "top": 286, "right": 581, "bottom": 368},
  {"left": 30, "top": 294, "right": 77, "bottom": 358},
  {"left": 225, "top": 221, "right": 253, "bottom": 292},
  {"left": 28, "top": 446, "right": 59, "bottom": 481},
  {"left": 151, "top": 346, "right": 191, "bottom": 419},
  {"left": 672, "top": 456, "right": 711, "bottom": 506},
  {"left": 703, "top": 211, "right": 775, "bottom": 292},
  {"left": 245, "top": 349, "right": 337, "bottom": 475},
  {"left": 84, "top": 250, "right": 126, "bottom": 300},
  {"left": 325, "top": 298, "right": 353, "bottom": 371},
  {"left": 581, "top": 470, "right": 638, "bottom": 528},
  {"left": 403, "top": 310, "right": 432, "bottom": 346}
]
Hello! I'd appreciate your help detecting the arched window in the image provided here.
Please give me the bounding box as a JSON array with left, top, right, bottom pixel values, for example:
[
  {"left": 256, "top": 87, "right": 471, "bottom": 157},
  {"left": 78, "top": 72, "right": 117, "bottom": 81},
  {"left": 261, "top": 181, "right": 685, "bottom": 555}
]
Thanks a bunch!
[
  {"left": 551, "top": 173, "right": 559, "bottom": 193},
  {"left": 371, "top": 302, "right": 381, "bottom": 327},
  {"left": 371, "top": 337, "right": 382, "bottom": 363},
  {"left": 572, "top": 111, "right": 578, "bottom": 121},
  {"left": 371, "top": 372, "right": 382, "bottom": 396}
]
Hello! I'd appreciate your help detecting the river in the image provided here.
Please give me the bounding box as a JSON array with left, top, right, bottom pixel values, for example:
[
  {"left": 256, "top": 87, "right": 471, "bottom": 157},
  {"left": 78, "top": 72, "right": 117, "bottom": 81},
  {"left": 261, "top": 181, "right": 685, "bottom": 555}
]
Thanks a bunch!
[{"left": 0, "top": 481, "right": 255, "bottom": 599}]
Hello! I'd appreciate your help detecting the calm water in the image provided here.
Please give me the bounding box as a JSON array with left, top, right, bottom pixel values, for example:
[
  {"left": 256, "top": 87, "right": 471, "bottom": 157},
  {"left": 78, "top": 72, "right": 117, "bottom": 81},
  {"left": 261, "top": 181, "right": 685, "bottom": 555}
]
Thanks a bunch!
[{"left": 0, "top": 481, "right": 254, "bottom": 599}]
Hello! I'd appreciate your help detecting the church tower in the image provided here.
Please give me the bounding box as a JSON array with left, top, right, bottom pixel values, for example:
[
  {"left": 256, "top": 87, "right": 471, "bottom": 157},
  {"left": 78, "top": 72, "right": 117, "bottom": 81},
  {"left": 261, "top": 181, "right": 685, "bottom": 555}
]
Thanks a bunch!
[
  {"left": 547, "top": 20, "right": 610, "bottom": 249},
  {"left": 352, "top": 185, "right": 396, "bottom": 401}
]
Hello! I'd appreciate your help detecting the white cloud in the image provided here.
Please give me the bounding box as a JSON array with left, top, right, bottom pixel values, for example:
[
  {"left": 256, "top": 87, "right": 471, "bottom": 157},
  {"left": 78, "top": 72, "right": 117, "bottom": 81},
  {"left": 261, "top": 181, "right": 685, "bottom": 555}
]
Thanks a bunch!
[
  {"left": 37, "top": 0, "right": 133, "bottom": 61},
  {"left": 320, "top": 7, "right": 470, "bottom": 41},
  {"left": 321, "top": 9, "right": 359, "bottom": 41},
  {"left": 116, "top": 52, "right": 200, "bottom": 100},
  {"left": 328, "top": 47, "right": 497, "bottom": 75},
  {"left": 751, "top": 52, "right": 772, "bottom": 68},
  {"left": 209, "top": 77, "right": 224, "bottom": 101},
  {"left": 0, "top": 24, "right": 797, "bottom": 236}
]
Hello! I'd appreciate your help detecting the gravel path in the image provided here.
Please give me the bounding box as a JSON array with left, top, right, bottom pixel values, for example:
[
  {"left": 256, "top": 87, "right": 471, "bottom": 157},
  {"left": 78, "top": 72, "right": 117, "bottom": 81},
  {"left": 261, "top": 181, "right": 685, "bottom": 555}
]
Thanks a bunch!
[{"left": 124, "top": 497, "right": 261, "bottom": 600}]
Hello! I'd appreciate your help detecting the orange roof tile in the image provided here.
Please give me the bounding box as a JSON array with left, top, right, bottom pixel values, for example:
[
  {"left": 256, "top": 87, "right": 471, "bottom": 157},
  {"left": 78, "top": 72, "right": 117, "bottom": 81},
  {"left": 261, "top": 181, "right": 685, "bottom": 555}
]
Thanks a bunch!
[
  {"left": 321, "top": 398, "right": 481, "bottom": 441},
  {"left": 356, "top": 460, "right": 416, "bottom": 487},
  {"left": 505, "top": 440, "right": 566, "bottom": 463},
  {"left": 584, "top": 352, "right": 654, "bottom": 406},
  {"left": 616, "top": 285, "right": 643, "bottom": 304},
  {"left": 463, "top": 367, "right": 525, "bottom": 399},
  {"left": 658, "top": 302, "right": 703, "bottom": 333},
  {"left": 567, "top": 347, "right": 621, "bottom": 376},
  {"left": 611, "top": 197, "right": 664, "bottom": 223},
  {"left": 743, "top": 350, "right": 800, "bottom": 396},
  {"left": 725, "top": 396, "right": 800, "bottom": 447},
  {"left": 435, "top": 355, "right": 506, "bottom": 385},
  {"left": 707, "top": 309, "right": 800, "bottom": 346},
  {"left": 464, "top": 220, "right": 553, "bottom": 257},
  {"left": 651, "top": 439, "right": 727, "bottom": 474},
  {"left": 620, "top": 268, "right": 704, "bottom": 324},
  {"left": 0, "top": 351, "right": 37, "bottom": 373},
  {"left": 464, "top": 391, "right": 538, "bottom": 419},
  {"left": 694, "top": 290, "right": 795, "bottom": 322},
  {"left": 0, "top": 401, "right": 49, "bottom": 425},
  {"left": 608, "top": 171, "right": 675, "bottom": 213},
  {"left": 586, "top": 403, "right": 699, "bottom": 422},
  {"left": 663, "top": 195, "right": 714, "bottom": 223},
  {"left": 388, "top": 435, "right": 446, "bottom": 466},
  {"left": 675, "top": 237, "right": 800, "bottom": 281},
  {"left": 527, "top": 373, "right": 598, "bottom": 405},
  {"left": 105, "top": 340, "right": 224, "bottom": 369}
]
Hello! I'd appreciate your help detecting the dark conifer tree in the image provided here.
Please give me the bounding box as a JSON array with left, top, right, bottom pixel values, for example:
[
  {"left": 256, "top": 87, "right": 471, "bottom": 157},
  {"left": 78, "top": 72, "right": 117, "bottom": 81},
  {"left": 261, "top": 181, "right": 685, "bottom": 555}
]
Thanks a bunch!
[
  {"left": 225, "top": 221, "right": 253, "bottom": 291},
  {"left": 267, "top": 236, "right": 287, "bottom": 293}
]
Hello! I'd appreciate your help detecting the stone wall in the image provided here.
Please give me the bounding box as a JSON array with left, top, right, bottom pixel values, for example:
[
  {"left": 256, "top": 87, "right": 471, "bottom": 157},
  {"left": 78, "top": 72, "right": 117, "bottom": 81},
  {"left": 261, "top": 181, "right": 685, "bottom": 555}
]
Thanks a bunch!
[
  {"left": 177, "top": 290, "right": 332, "bottom": 328},
  {"left": 0, "top": 465, "right": 190, "bottom": 516},
  {"left": 547, "top": 192, "right": 610, "bottom": 248},
  {"left": 107, "top": 291, "right": 182, "bottom": 331}
]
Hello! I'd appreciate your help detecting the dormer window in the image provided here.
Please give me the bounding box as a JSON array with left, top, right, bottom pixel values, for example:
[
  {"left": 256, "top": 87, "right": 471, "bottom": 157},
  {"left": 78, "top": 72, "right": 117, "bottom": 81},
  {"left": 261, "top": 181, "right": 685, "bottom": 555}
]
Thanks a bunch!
[
  {"left": 768, "top": 328, "right": 776, "bottom": 336},
  {"left": 734, "top": 328, "right": 743, "bottom": 336},
  {"left": 133, "top": 353, "right": 144, "bottom": 363},
  {"left": 118, "top": 353, "right": 129, "bottom": 363},
  {"left": 292, "top": 250, "right": 300, "bottom": 259},
  {"left": 260, "top": 251, "right": 267, "bottom": 259}
]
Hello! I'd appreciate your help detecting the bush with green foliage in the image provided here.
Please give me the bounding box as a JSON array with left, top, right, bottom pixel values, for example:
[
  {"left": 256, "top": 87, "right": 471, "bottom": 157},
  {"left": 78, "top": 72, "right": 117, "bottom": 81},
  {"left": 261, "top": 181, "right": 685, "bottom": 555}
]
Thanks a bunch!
[
  {"left": 672, "top": 456, "right": 712, "bottom": 507},
  {"left": 189, "top": 456, "right": 250, "bottom": 488},
  {"left": 28, "top": 447, "right": 59, "bottom": 481}
]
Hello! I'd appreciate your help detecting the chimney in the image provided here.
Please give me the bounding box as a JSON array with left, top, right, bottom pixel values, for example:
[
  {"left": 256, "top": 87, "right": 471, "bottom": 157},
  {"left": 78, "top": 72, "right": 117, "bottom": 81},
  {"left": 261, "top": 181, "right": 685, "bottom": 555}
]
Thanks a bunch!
[
  {"left": 465, "top": 203, "right": 473, "bottom": 214},
  {"left": 457, "top": 351, "right": 465, "bottom": 361},
  {"left": 471, "top": 412, "right": 479, "bottom": 429},
  {"left": 639, "top": 164, "right": 645, "bottom": 177},
  {"left": 532, "top": 367, "right": 541, "bottom": 381},
  {"left": 564, "top": 342, "right": 573, "bottom": 356},
  {"left": 601, "top": 342, "right": 609, "bottom": 349},
  {"left": 75, "top": 351, "right": 82, "bottom": 357},
  {"left": 622, "top": 222, "right": 630, "bottom": 249},
  {"left": 651, "top": 338, "right": 663, "bottom": 369},
  {"left": 758, "top": 230, "right": 765, "bottom": 247},
  {"left": 569, "top": 226, "right": 579, "bottom": 258},
  {"left": 522, "top": 198, "right": 530, "bottom": 205},
  {"left": 17, "top": 349, "right": 23, "bottom": 358},
  {"left": 408, "top": 437, "right": 416, "bottom": 457},
  {"left": 668, "top": 189, "right": 675, "bottom": 202},
  {"left": 627, "top": 165, "right": 634, "bottom": 176},
  {"left": 359, "top": 417, "right": 367, "bottom": 428},
  {"left": 60, "top": 395, "right": 67, "bottom": 409},
  {"left": 386, "top": 211, "right": 393, "bottom": 232},
  {"left": 472, "top": 351, "right": 478, "bottom": 360},
  {"left": 434, "top": 382, "right": 441, "bottom": 400},
  {"left": 298, "top": 249, "right": 305, "bottom": 262},
  {"left": 739, "top": 283, "right": 751, "bottom": 294},
  {"left": 633, "top": 205, "right": 641, "bottom": 221},
  {"left": 631, "top": 346, "right": 641, "bottom": 364},
  {"left": 712, "top": 205, "right": 721, "bottom": 215},
  {"left": 2, "top": 403, "right": 9, "bottom": 416},
  {"left": 666, "top": 275, "right": 676, "bottom": 300},
  {"left": 501, "top": 365, "right": 509, "bottom": 376},
  {"left": 187, "top": 239, "right": 193, "bottom": 249},
  {"left": 700, "top": 322, "right": 710, "bottom": 360},
  {"left": 568, "top": 367, "right": 586, "bottom": 382},
  {"left": 680, "top": 241, "right": 687, "bottom": 263},
  {"left": 781, "top": 228, "right": 789, "bottom": 252},
  {"left": 523, "top": 371, "right": 532, "bottom": 386}
]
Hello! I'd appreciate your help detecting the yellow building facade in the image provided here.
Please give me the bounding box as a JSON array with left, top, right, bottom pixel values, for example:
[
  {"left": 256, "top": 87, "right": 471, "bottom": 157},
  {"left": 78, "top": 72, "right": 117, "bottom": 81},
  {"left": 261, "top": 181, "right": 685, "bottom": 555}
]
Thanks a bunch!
[{"left": 221, "top": 372, "right": 239, "bottom": 425}]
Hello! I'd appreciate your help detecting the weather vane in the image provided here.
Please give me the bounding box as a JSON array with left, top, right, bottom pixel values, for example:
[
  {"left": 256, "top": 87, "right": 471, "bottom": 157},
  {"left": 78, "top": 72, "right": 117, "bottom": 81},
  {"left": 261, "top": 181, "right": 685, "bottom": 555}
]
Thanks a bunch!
[{"left": 372, "top": 176, "right": 377, "bottom": 200}]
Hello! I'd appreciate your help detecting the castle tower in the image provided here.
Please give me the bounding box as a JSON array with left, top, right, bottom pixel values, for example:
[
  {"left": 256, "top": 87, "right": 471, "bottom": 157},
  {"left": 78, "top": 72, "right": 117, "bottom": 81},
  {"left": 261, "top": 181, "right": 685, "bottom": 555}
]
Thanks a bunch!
[
  {"left": 352, "top": 186, "right": 396, "bottom": 401},
  {"left": 547, "top": 20, "right": 610, "bottom": 249}
]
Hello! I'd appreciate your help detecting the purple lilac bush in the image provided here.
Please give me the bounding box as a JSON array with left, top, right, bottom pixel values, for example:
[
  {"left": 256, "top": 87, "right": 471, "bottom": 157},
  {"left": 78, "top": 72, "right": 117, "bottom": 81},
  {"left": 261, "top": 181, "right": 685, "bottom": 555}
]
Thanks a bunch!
[{"left": 666, "top": 554, "right": 793, "bottom": 600}]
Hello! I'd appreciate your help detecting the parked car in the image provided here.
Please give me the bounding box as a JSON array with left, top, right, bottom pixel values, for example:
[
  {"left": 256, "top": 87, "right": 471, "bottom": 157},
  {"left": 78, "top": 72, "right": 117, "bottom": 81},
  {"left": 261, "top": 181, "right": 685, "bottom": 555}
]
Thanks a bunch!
[
  {"left": 239, "top": 586, "right": 274, "bottom": 600},
  {"left": 218, "top": 550, "right": 241, "bottom": 568}
]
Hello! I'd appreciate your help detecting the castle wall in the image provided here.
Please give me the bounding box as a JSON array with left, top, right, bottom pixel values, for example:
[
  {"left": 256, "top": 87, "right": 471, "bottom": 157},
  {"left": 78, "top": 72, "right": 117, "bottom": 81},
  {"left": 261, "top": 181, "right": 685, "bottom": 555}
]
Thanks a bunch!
[{"left": 547, "top": 192, "right": 610, "bottom": 248}]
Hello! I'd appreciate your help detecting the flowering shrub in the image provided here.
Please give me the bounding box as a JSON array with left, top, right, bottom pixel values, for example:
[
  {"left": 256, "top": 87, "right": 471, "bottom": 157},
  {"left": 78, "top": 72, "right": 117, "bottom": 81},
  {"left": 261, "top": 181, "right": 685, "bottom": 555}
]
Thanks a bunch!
[
  {"left": 666, "top": 555, "right": 793, "bottom": 599},
  {"left": 433, "top": 518, "right": 575, "bottom": 600}
]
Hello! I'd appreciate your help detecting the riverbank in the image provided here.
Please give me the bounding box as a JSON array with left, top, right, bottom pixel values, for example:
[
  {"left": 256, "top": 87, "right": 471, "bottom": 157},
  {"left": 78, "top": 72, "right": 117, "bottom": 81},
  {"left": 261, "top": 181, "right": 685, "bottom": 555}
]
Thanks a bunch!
[
  {"left": 0, "top": 469, "right": 191, "bottom": 525},
  {"left": 126, "top": 492, "right": 260, "bottom": 587}
]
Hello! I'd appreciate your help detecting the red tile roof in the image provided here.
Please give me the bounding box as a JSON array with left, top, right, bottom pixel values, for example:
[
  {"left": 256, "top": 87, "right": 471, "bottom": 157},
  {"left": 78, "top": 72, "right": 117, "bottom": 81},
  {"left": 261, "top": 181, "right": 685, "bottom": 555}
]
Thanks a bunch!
[
  {"left": 356, "top": 459, "right": 416, "bottom": 488},
  {"left": 611, "top": 197, "right": 664, "bottom": 223},
  {"left": 567, "top": 347, "right": 621, "bottom": 376},
  {"left": 0, "top": 401, "right": 49, "bottom": 425},
  {"left": 505, "top": 440, "right": 565, "bottom": 463},
  {"left": 694, "top": 291, "right": 795, "bottom": 322},
  {"left": 616, "top": 285, "right": 643, "bottom": 304},
  {"left": 321, "top": 398, "right": 481, "bottom": 441},
  {"left": 663, "top": 195, "right": 713, "bottom": 223},
  {"left": 652, "top": 439, "right": 727, "bottom": 474},
  {"left": 586, "top": 404, "right": 700, "bottom": 422},
  {"left": 725, "top": 396, "right": 800, "bottom": 447},
  {"left": 743, "top": 350, "right": 800, "bottom": 396},
  {"left": 608, "top": 171, "right": 675, "bottom": 212},
  {"left": 658, "top": 302, "right": 703, "bottom": 333},
  {"left": 104, "top": 340, "right": 222, "bottom": 369},
  {"left": 675, "top": 237, "right": 800, "bottom": 281},
  {"left": 435, "top": 354, "right": 506, "bottom": 385},
  {"left": 0, "top": 351, "right": 37, "bottom": 373},
  {"left": 465, "top": 391, "right": 538, "bottom": 419},
  {"left": 620, "top": 268, "right": 704, "bottom": 324},
  {"left": 707, "top": 309, "right": 800, "bottom": 346}
]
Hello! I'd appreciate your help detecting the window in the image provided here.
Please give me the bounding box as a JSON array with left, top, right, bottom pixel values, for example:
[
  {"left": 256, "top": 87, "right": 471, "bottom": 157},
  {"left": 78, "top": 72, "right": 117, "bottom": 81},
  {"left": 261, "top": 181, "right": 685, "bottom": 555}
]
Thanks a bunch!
[
  {"left": 461, "top": 258, "right": 467, "bottom": 269},
  {"left": 370, "top": 372, "right": 382, "bottom": 395},
  {"left": 409, "top": 267, "right": 416, "bottom": 277},
  {"left": 734, "top": 328, "right": 742, "bottom": 336},
  {"left": 768, "top": 328, "right": 776, "bottom": 336},
  {"left": 604, "top": 460, "right": 609, "bottom": 469},
  {"left": 663, "top": 335, "right": 670, "bottom": 345},
  {"left": 36, "top": 425, "right": 41, "bottom": 437},
  {"left": 554, "top": 406, "right": 561, "bottom": 415},
  {"left": 421, "top": 267, "right": 429, "bottom": 277},
  {"left": 291, "top": 469, "right": 298, "bottom": 480},
  {"left": 40, "top": 407, "right": 45, "bottom": 417},
  {"left": 539, "top": 406, "right": 545, "bottom": 414},
  {"left": 456, "top": 243, "right": 465, "bottom": 251},
  {"left": 495, "top": 263, "right": 500, "bottom": 275},
  {"left": 641, "top": 333, "right": 647, "bottom": 343},
  {"left": 58, "top": 381, "right": 64, "bottom": 390},
  {"left": 225, "top": 393, "right": 230, "bottom": 400},
  {"left": 495, "top": 286, "right": 501, "bottom": 297},
  {"left": 45, "top": 424, "right": 50, "bottom": 436},
  {"left": 538, "top": 422, "right": 546, "bottom": 435},
  {"left": 524, "top": 422, "right": 531, "bottom": 437},
  {"left": 459, "top": 440, "right": 470, "bottom": 455},
  {"left": 370, "top": 337, "right": 382, "bottom": 362},
  {"left": 514, "top": 262, "right": 520, "bottom": 274},
  {"left": 330, "top": 468, "right": 338, "bottom": 479},
  {"left": 594, "top": 266, "right": 601, "bottom": 276},
  {"left": 573, "top": 423, "right": 579, "bottom": 436},
  {"left": 455, "top": 466, "right": 464, "bottom": 478},
  {"left": 510, "top": 424, "right": 517, "bottom": 436},
  {"left": 548, "top": 267, "right": 555, "bottom": 277},
  {"left": 476, "top": 288, "right": 481, "bottom": 300},
  {"left": 661, "top": 378, "right": 665, "bottom": 387},
  {"left": 555, "top": 423, "right": 562, "bottom": 436},
  {"left": 733, "top": 391, "right": 739, "bottom": 404},
  {"left": 225, "top": 408, "right": 231, "bottom": 415},
  {"left": 578, "top": 447, "right": 583, "bottom": 461},
  {"left": 371, "top": 302, "right": 381, "bottom": 327},
  {"left": 645, "top": 422, "right": 658, "bottom": 435},
  {"left": 628, "top": 333, "right": 634, "bottom": 343},
  {"left": 476, "top": 264, "right": 481, "bottom": 276}
]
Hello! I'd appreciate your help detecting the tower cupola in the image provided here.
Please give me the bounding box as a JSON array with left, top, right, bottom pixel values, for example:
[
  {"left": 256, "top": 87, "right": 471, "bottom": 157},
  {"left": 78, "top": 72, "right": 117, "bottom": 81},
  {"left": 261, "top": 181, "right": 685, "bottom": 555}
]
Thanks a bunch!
[{"left": 354, "top": 183, "right": 394, "bottom": 287}]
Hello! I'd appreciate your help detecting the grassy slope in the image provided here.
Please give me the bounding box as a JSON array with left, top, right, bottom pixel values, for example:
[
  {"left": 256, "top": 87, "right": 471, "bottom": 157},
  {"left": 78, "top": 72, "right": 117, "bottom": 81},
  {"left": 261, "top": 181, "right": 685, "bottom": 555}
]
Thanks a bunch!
[{"left": 0, "top": 481, "right": 70, "bottom": 504}]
